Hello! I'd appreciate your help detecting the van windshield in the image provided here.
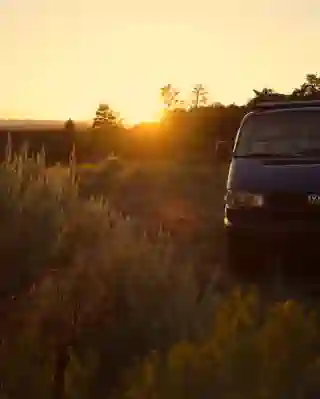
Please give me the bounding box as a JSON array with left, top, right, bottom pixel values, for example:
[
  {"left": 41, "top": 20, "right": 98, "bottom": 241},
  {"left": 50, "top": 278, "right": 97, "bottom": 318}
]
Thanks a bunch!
[{"left": 234, "top": 109, "right": 320, "bottom": 157}]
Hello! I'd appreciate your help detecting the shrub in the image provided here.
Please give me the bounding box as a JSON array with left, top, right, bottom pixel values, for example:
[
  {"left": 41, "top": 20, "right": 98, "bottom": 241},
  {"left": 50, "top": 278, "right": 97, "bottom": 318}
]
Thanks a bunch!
[
  {"left": 119, "top": 288, "right": 320, "bottom": 399},
  {"left": 0, "top": 148, "right": 217, "bottom": 398},
  {"left": 77, "top": 154, "right": 124, "bottom": 199},
  {"left": 2, "top": 146, "right": 318, "bottom": 399}
]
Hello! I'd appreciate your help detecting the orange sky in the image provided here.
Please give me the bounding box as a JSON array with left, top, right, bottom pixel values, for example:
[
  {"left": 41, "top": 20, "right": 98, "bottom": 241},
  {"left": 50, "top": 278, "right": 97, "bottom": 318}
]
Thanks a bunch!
[{"left": 1, "top": 0, "right": 320, "bottom": 123}]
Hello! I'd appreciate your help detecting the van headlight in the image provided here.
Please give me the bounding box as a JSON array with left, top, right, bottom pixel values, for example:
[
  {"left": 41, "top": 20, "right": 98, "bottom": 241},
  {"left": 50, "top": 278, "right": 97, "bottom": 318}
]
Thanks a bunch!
[{"left": 225, "top": 190, "right": 264, "bottom": 209}]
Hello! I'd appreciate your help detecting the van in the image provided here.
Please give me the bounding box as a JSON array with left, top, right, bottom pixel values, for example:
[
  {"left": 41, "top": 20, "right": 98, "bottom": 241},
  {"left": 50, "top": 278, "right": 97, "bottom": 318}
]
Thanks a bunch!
[{"left": 222, "top": 100, "right": 320, "bottom": 282}]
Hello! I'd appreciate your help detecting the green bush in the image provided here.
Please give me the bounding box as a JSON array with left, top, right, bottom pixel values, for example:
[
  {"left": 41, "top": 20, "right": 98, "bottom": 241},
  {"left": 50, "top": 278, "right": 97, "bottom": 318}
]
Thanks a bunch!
[
  {"left": 119, "top": 288, "right": 320, "bottom": 399},
  {"left": 77, "top": 154, "right": 124, "bottom": 199},
  {"left": 1, "top": 148, "right": 319, "bottom": 399},
  {"left": 0, "top": 148, "right": 217, "bottom": 398}
]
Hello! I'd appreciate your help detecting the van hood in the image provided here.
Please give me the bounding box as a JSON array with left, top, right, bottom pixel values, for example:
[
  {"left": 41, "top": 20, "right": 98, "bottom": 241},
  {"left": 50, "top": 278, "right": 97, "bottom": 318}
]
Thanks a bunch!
[{"left": 228, "top": 157, "right": 320, "bottom": 193}]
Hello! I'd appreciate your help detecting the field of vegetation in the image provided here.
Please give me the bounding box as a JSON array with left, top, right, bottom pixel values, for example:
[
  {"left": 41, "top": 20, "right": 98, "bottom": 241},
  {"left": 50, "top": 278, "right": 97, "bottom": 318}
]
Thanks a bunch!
[
  {"left": 2, "top": 75, "right": 320, "bottom": 398},
  {"left": 0, "top": 148, "right": 319, "bottom": 399}
]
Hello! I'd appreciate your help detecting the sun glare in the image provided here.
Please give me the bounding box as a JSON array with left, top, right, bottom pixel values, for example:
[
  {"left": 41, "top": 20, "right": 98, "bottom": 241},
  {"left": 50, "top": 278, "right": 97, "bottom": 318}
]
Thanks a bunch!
[
  {"left": 111, "top": 91, "right": 164, "bottom": 125},
  {"left": 0, "top": 21, "right": 214, "bottom": 122},
  {"left": 124, "top": 106, "right": 163, "bottom": 125}
]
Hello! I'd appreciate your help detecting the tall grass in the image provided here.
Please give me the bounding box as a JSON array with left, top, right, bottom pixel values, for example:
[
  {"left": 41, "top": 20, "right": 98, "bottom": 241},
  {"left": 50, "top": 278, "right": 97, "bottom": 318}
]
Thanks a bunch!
[
  {"left": 0, "top": 140, "right": 319, "bottom": 398},
  {"left": 119, "top": 289, "right": 320, "bottom": 399},
  {"left": 0, "top": 143, "right": 217, "bottom": 398}
]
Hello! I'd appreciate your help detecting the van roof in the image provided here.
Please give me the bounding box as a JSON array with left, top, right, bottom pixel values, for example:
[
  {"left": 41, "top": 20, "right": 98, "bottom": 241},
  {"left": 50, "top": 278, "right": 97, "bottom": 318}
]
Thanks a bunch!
[{"left": 253, "top": 100, "right": 320, "bottom": 112}]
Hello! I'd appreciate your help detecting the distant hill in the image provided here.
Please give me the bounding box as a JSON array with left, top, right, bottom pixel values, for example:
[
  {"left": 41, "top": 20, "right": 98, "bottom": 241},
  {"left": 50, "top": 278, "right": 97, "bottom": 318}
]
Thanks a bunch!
[{"left": 0, "top": 119, "right": 90, "bottom": 131}]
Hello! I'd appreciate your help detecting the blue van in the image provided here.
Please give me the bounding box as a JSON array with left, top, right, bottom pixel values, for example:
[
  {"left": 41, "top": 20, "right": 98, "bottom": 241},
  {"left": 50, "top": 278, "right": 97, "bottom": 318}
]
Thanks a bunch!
[{"left": 223, "top": 100, "right": 320, "bottom": 281}]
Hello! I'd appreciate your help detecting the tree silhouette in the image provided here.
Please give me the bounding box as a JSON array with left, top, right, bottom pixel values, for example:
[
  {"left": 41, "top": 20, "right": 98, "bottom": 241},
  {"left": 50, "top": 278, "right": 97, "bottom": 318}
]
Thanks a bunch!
[
  {"left": 92, "top": 104, "right": 117, "bottom": 128},
  {"left": 160, "top": 84, "right": 180, "bottom": 110},
  {"left": 253, "top": 88, "right": 275, "bottom": 97},
  {"left": 247, "top": 87, "right": 287, "bottom": 107},
  {"left": 64, "top": 118, "right": 75, "bottom": 131},
  {"left": 192, "top": 84, "right": 208, "bottom": 108},
  {"left": 291, "top": 73, "right": 320, "bottom": 99}
]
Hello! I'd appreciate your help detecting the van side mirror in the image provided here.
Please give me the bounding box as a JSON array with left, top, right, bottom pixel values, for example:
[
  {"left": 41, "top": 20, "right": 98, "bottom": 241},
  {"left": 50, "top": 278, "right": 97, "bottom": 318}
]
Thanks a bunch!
[{"left": 215, "top": 141, "right": 231, "bottom": 163}]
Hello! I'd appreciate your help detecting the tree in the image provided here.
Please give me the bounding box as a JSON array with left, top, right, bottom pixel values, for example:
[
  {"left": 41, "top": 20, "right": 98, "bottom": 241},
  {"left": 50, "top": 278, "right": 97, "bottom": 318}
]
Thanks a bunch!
[
  {"left": 247, "top": 88, "right": 287, "bottom": 107},
  {"left": 253, "top": 88, "right": 275, "bottom": 97},
  {"left": 92, "top": 104, "right": 117, "bottom": 128},
  {"left": 64, "top": 118, "right": 75, "bottom": 132},
  {"left": 291, "top": 73, "right": 320, "bottom": 98},
  {"left": 160, "top": 84, "right": 180, "bottom": 110},
  {"left": 192, "top": 84, "right": 208, "bottom": 108}
]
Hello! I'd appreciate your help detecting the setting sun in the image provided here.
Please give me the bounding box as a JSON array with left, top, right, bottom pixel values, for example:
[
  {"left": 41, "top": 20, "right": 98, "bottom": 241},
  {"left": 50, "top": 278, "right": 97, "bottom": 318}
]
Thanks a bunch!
[{"left": 110, "top": 92, "right": 164, "bottom": 125}]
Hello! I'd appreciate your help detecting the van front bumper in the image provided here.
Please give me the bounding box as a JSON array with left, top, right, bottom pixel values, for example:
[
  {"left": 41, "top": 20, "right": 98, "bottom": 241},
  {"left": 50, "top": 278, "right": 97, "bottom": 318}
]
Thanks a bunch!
[{"left": 224, "top": 210, "right": 320, "bottom": 258}]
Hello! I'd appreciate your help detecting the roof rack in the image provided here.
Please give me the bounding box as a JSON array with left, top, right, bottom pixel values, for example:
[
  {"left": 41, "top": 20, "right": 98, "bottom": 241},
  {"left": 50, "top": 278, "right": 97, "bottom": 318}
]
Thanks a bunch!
[{"left": 253, "top": 100, "right": 320, "bottom": 111}]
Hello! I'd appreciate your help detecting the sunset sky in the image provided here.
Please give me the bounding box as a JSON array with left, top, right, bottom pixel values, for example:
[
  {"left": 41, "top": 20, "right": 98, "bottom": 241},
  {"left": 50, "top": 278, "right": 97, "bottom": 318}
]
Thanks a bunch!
[{"left": 1, "top": 0, "right": 319, "bottom": 123}]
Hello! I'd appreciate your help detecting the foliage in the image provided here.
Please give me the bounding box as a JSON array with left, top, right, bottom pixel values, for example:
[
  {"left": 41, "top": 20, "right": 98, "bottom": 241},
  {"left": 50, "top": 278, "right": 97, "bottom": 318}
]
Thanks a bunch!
[
  {"left": 191, "top": 84, "right": 208, "bottom": 108},
  {"left": 92, "top": 103, "right": 119, "bottom": 128},
  {"left": 120, "top": 288, "right": 320, "bottom": 399},
  {"left": 160, "top": 84, "right": 181, "bottom": 110},
  {"left": 65, "top": 118, "right": 75, "bottom": 131},
  {"left": 0, "top": 147, "right": 218, "bottom": 398},
  {"left": 1, "top": 147, "right": 320, "bottom": 399}
]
